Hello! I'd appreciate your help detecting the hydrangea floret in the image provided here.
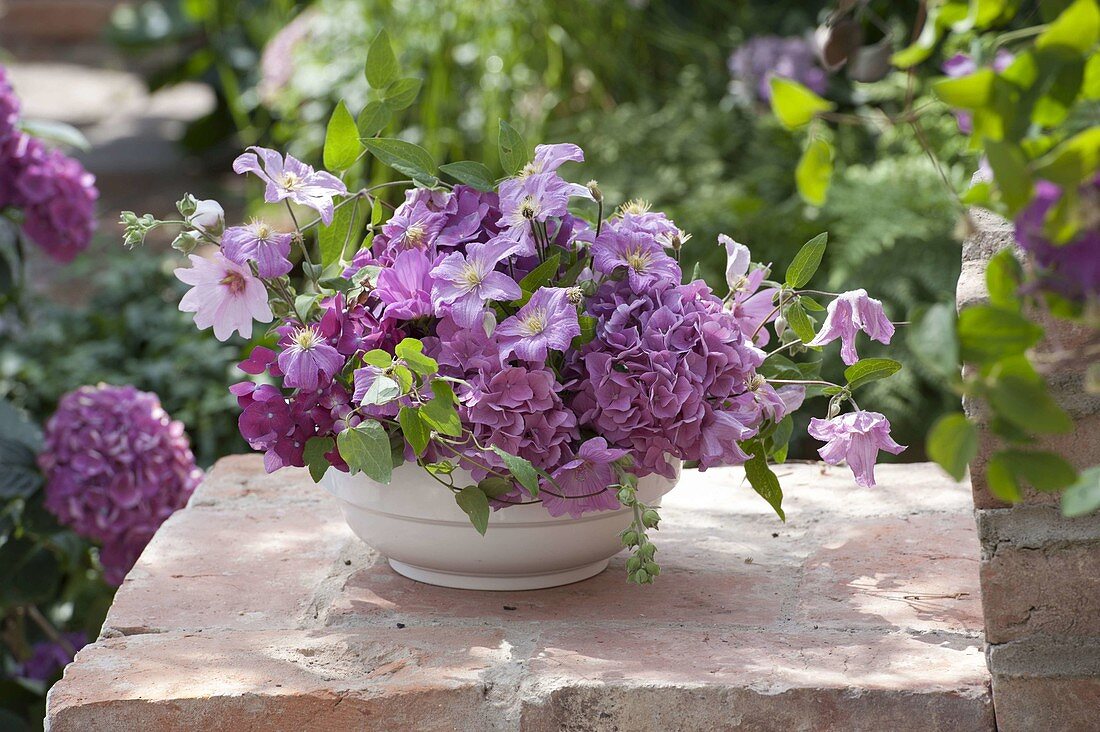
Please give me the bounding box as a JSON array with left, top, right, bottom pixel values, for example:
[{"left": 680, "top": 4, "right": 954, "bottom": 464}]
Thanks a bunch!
[{"left": 122, "top": 36, "right": 907, "bottom": 583}]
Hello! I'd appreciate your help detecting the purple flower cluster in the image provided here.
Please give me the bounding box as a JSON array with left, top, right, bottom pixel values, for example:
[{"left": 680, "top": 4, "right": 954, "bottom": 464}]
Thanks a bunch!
[
  {"left": 16, "top": 632, "right": 87, "bottom": 682},
  {"left": 728, "top": 35, "right": 827, "bottom": 103},
  {"left": 0, "top": 64, "right": 98, "bottom": 262},
  {"left": 1015, "top": 176, "right": 1100, "bottom": 301},
  {"left": 38, "top": 385, "right": 203, "bottom": 585}
]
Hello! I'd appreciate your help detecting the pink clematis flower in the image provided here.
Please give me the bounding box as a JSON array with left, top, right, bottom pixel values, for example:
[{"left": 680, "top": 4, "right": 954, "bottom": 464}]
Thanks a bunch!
[
  {"left": 232, "top": 146, "right": 347, "bottom": 224},
  {"left": 807, "top": 289, "right": 894, "bottom": 365},
  {"left": 808, "top": 411, "right": 906, "bottom": 488},
  {"left": 544, "top": 437, "right": 629, "bottom": 518},
  {"left": 721, "top": 235, "right": 778, "bottom": 345},
  {"left": 496, "top": 286, "right": 580, "bottom": 361},
  {"left": 174, "top": 252, "right": 273, "bottom": 341},
  {"left": 430, "top": 235, "right": 523, "bottom": 327}
]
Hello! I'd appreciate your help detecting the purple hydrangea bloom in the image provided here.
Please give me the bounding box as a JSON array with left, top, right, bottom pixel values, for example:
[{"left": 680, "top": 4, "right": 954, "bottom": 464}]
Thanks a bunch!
[
  {"left": 591, "top": 228, "right": 682, "bottom": 294},
  {"left": 728, "top": 35, "right": 826, "bottom": 103},
  {"left": 277, "top": 323, "right": 345, "bottom": 390},
  {"left": 430, "top": 236, "right": 523, "bottom": 327},
  {"left": 1014, "top": 177, "right": 1100, "bottom": 301},
  {"left": 39, "top": 385, "right": 203, "bottom": 585},
  {"left": 572, "top": 280, "right": 766, "bottom": 477},
  {"left": 428, "top": 315, "right": 502, "bottom": 376},
  {"left": 808, "top": 411, "right": 906, "bottom": 488},
  {"left": 17, "top": 632, "right": 87, "bottom": 682},
  {"left": 544, "top": 437, "right": 628, "bottom": 518},
  {"left": 496, "top": 286, "right": 580, "bottom": 361},
  {"left": 221, "top": 221, "right": 293, "bottom": 278},
  {"left": 232, "top": 146, "right": 347, "bottom": 224},
  {"left": 807, "top": 289, "right": 894, "bottom": 365},
  {"left": 374, "top": 248, "right": 435, "bottom": 322},
  {"left": 0, "top": 66, "right": 19, "bottom": 143}
]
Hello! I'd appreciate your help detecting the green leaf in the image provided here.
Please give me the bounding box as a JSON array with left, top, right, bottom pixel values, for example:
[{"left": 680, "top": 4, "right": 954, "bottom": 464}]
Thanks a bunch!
[
  {"left": 318, "top": 198, "right": 357, "bottom": 267},
  {"left": 769, "top": 78, "right": 836, "bottom": 130},
  {"left": 933, "top": 68, "right": 996, "bottom": 108},
  {"left": 1062, "top": 466, "right": 1100, "bottom": 517},
  {"left": 357, "top": 100, "right": 391, "bottom": 138},
  {"left": 0, "top": 436, "right": 41, "bottom": 499},
  {"left": 323, "top": 101, "right": 362, "bottom": 172},
  {"left": 360, "top": 374, "right": 401, "bottom": 406},
  {"left": 362, "top": 138, "right": 437, "bottom": 187},
  {"left": 985, "top": 248, "right": 1022, "bottom": 311},
  {"left": 421, "top": 380, "right": 462, "bottom": 437},
  {"left": 987, "top": 453, "right": 1021, "bottom": 502},
  {"left": 517, "top": 253, "right": 561, "bottom": 295},
  {"left": 365, "top": 29, "right": 399, "bottom": 89},
  {"left": 744, "top": 440, "right": 785, "bottom": 521},
  {"left": 439, "top": 161, "right": 497, "bottom": 192},
  {"left": 908, "top": 303, "right": 960, "bottom": 380},
  {"left": 1036, "top": 0, "right": 1100, "bottom": 55},
  {"left": 957, "top": 305, "right": 1043, "bottom": 363},
  {"left": 988, "top": 449, "right": 1077, "bottom": 502},
  {"left": 337, "top": 419, "right": 393, "bottom": 484},
  {"left": 0, "top": 538, "right": 59, "bottom": 605},
  {"left": 455, "top": 485, "right": 490, "bottom": 535},
  {"left": 498, "top": 120, "right": 528, "bottom": 175},
  {"left": 398, "top": 406, "right": 430, "bottom": 456},
  {"left": 984, "top": 140, "right": 1034, "bottom": 213},
  {"left": 770, "top": 416, "right": 794, "bottom": 463},
  {"left": 1033, "top": 127, "right": 1100, "bottom": 187},
  {"left": 575, "top": 315, "right": 597, "bottom": 346},
  {"left": 362, "top": 349, "right": 393, "bottom": 368},
  {"left": 303, "top": 436, "right": 334, "bottom": 483},
  {"left": 987, "top": 357, "right": 1073, "bottom": 434},
  {"left": 785, "top": 302, "right": 816, "bottom": 344},
  {"left": 383, "top": 77, "right": 422, "bottom": 110},
  {"left": 795, "top": 139, "right": 833, "bottom": 206},
  {"left": 488, "top": 445, "right": 540, "bottom": 497},
  {"left": 891, "top": 4, "right": 943, "bottom": 68},
  {"left": 844, "top": 358, "right": 903, "bottom": 390},
  {"left": 478, "top": 476, "right": 514, "bottom": 498},
  {"left": 785, "top": 232, "right": 828, "bottom": 288},
  {"left": 17, "top": 118, "right": 90, "bottom": 151},
  {"left": 395, "top": 337, "right": 438, "bottom": 376},
  {"left": 926, "top": 413, "right": 978, "bottom": 481}
]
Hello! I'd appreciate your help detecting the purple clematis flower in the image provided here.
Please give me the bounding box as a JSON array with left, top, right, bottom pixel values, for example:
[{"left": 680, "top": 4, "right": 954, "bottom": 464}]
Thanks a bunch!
[
  {"left": 591, "top": 228, "right": 682, "bottom": 294},
  {"left": 375, "top": 248, "right": 434, "bottom": 321},
  {"left": 543, "top": 437, "right": 629, "bottom": 518},
  {"left": 221, "top": 220, "right": 294, "bottom": 278},
  {"left": 496, "top": 287, "right": 580, "bottom": 361},
  {"left": 174, "top": 252, "right": 273, "bottom": 341},
  {"left": 232, "top": 146, "right": 347, "bottom": 224},
  {"left": 808, "top": 411, "right": 906, "bottom": 488},
  {"left": 720, "top": 234, "right": 779, "bottom": 345},
  {"left": 807, "top": 289, "right": 894, "bottom": 365},
  {"left": 517, "top": 143, "right": 592, "bottom": 198},
  {"left": 278, "top": 324, "right": 345, "bottom": 390},
  {"left": 497, "top": 172, "right": 577, "bottom": 253},
  {"left": 381, "top": 199, "right": 447, "bottom": 255},
  {"left": 430, "top": 236, "right": 523, "bottom": 327}
]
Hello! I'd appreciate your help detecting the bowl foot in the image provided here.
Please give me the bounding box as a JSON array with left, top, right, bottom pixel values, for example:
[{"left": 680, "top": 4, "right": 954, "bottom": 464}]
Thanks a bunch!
[{"left": 387, "top": 557, "right": 611, "bottom": 591}]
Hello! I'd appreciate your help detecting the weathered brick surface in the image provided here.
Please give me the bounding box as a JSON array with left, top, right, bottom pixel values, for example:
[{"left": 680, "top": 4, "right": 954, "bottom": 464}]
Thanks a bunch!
[
  {"left": 47, "top": 457, "right": 992, "bottom": 730},
  {"left": 990, "top": 676, "right": 1100, "bottom": 732}
]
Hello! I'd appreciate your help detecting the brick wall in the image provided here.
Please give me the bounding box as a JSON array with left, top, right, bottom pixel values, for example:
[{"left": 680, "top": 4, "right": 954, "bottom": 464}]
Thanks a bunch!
[{"left": 958, "top": 208, "right": 1100, "bottom": 731}]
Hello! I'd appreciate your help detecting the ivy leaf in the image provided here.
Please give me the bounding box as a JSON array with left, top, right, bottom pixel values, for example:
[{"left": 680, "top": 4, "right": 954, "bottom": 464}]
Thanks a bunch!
[
  {"left": 488, "top": 445, "right": 540, "bottom": 497},
  {"left": 926, "top": 413, "right": 978, "bottom": 482},
  {"left": 303, "top": 436, "right": 334, "bottom": 483},
  {"left": 795, "top": 138, "right": 833, "bottom": 206},
  {"left": 455, "top": 485, "right": 490, "bottom": 535},
  {"left": 383, "top": 77, "right": 422, "bottom": 110},
  {"left": 439, "top": 161, "right": 497, "bottom": 192},
  {"left": 395, "top": 338, "right": 439, "bottom": 376},
  {"left": 1033, "top": 127, "right": 1100, "bottom": 187},
  {"left": 957, "top": 305, "right": 1043, "bottom": 364},
  {"left": 478, "top": 476, "right": 514, "bottom": 498},
  {"left": 769, "top": 78, "right": 835, "bottom": 130},
  {"left": 421, "top": 380, "right": 462, "bottom": 437},
  {"left": 398, "top": 406, "right": 430, "bottom": 456},
  {"left": 498, "top": 120, "right": 528, "bottom": 175},
  {"left": 744, "top": 440, "right": 785, "bottom": 521},
  {"left": 357, "top": 100, "right": 391, "bottom": 138},
  {"left": 17, "top": 118, "right": 90, "bottom": 151},
  {"left": 987, "top": 449, "right": 1077, "bottom": 502},
  {"left": 323, "top": 101, "right": 362, "bottom": 172},
  {"left": 360, "top": 374, "right": 401, "bottom": 406},
  {"left": 574, "top": 315, "right": 598, "bottom": 346},
  {"left": 337, "top": 419, "right": 393, "bottom": 484},
  {"left": 362, "top": 349, "right": 393, "bottom": 368},
  {"left": 785, "top": 232, "right": 828, "bottom": 288},
  {"left": 844, "top": 358, "right": 902, "bottom": 390},
  {"left": 362, "top": 138, "right": 438, "bottom": 187},
  {"left": 365, "top": 29, "right": 399, "bottom": 89},
  {"left": 1062, "top": 466, "right": 1100, "bottom": 517}
]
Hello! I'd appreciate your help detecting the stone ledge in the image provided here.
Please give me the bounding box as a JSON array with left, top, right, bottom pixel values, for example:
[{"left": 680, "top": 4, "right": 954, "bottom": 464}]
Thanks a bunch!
[{"left": 47, "top": 456, "right": 993, "bottom": 731}]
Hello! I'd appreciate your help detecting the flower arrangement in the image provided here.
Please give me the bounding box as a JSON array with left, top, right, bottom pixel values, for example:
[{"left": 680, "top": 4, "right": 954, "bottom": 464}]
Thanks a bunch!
[{"left": 123, "top": 31, "right": 907, "bottom": 583}]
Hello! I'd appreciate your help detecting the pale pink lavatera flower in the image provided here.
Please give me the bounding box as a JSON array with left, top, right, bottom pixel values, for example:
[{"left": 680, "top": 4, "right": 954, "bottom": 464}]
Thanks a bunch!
[
  {"left": 808, "top": 411, "right": 906, "bottom": 488},
  {"left": 807, "top": 288, "right": 894, "bottom": 365},
  {"left": 232, "top": 146, "right": 347, "bottom": 224},
  {"left": 174, "top": 252, "right": 273, "bottom": 341}
]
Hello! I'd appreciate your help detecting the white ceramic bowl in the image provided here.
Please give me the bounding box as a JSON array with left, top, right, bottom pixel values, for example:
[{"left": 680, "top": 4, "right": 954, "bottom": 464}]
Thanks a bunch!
[{"left": 322, "top": 460, "right": 680, "bottom": 590}]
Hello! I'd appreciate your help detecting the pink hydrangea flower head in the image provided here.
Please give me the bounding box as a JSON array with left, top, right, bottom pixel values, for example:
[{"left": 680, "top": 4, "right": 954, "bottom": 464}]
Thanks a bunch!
[
  {"left": 496, "top": 286, "right": 580, "bottom": 361},
  {"left": 807, "top": 289, "right": 894, "bottom": 365},
  {"left": 544, "top": 437, "right": 629, "bottom": 518},
  {"left": 221, "top": 220, "right": 293, "bottom": 278},
  {"left": 591, "top": 228, "right": 682, "bottom": 294},
  {"left": 430, "top": 235, "right": 523, "bottom": 327},
  {"left": 277, "top": 323, "right": 345, "bottom": 390},
  {"left": 38, "top": 385, "right": 203, "bottom": 585},
  {"left": 374, "top": 248, "right": 434, "bottom": 321},
  {"left": 174, "top": 252, "right": 273, "bottom": 341},
  {"left": 232, "top": 146, "right": 347, "bottom": 224},
  {"left": 808, "top": 411, "right": 906, "bottom": 488}
]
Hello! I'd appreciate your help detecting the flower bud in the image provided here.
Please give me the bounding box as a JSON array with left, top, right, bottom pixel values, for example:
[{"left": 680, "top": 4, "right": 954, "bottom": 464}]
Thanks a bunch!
[
  {"left": 188, "top": 198, "right": 225, "bottom": 237},
  {"left": 638, "top": 542, "right": 657, "bottom": 561},
  {"left": 170, "top": 231, "right": 199, "bottom": 255},
  {"left": 586, "top": 180, "right": 603, "bottom": 203},
  {"left": 626, "top": 556, "right": 642, "bottom": 573},
  {"left": 774, "top": 315, "right": 787, "bottom": 338},
  {"left": 645, "top": 561, "right": 661, "bottom": 576},
  {"left": 616, "top": 487, "right": 635, "bottom": 505},
  {"left": 621, "top": 530, "right": 639, "bottom": 547},
  {"left": 641, "top": 509, "right": 660, "bottom": 529}
]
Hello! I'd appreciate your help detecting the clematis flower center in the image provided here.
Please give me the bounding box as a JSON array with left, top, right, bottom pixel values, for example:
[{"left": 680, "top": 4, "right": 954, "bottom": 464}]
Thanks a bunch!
[
  {"left": 520, "top": 308, "right": 548, "bottom": 335},
  {"left": 623, "top": 247, "right": 653, "bottom": 273},
  {"left": 219, "top": 271, "right": 247, "bottom": 295},
  {"left": 405, "top": 223, "right": 427, "bottom": 247},
  {"left": 291, "top": 326, "right": 324, "bottom": 352},
  {"left": 254, "top": 221, "right": 272, "bottom": 239},
  {"left": 520, "top": 196, "right": 539, "bottom": 220},
  {"left": 619, "top": 198, "right": 652, "bottom": 215},
  {"left": 279, "top": 171, "right": 302, "bottom": 190},
  {"left": 460, "top": 263, "right": 483, "bottom": 289}
]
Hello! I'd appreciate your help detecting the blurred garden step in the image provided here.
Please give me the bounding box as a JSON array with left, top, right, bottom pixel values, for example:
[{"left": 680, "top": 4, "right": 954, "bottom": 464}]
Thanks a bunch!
[{"left": 45, "top": 456, "right": 993, "bottom": 731}]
